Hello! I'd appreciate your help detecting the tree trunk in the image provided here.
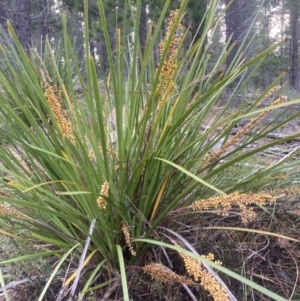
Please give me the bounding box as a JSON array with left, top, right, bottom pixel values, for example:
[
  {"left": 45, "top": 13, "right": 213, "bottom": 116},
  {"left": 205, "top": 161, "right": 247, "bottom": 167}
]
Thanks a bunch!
[
  {"left": 12, "top": 0, "right": 31, "bottom": 51},
  {"left": 0, "top": 0, "right": 7, "bottom": 29},
  {"left": 40, "top": 0, "right": 50, "bottom": 57},
  {"left": 74, "top": 12, "right": 84, "bottom": 63},
  {"left": 280, "top": 0, "right": 285, "bottom": 86},
  {"left": 224, "top": 0, "right": 256, "bottom": 71},
  {"left": 225, "top": 0, "right": 244, "bottom": 70},
  {"left": 139, "top": 1, "right": 147, "bottom": 56},
  {"left": 0, "top": 1, "right": 7, "bottom": 49},
  {"left": 187, "top": 0, "right": 208, "bottom": 44},
  {"left": 289, "top": 1, "right": 300, "bottom": 91}
]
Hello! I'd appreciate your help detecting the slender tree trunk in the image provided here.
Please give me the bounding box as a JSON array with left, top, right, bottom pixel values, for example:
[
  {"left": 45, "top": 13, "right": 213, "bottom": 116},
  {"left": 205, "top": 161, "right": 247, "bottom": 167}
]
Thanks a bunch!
[
  {"left": 74, "top": 12, "right": 84, "bottom": 63},
  {"left": 139, "top": 1, "right": 147, "bottom": 56},
  {"left": 0, "top": 1, "right": 7, "bottom": 49},
  {"left": 40, "top": 0, "right": 49, "bottom": 57},
  {"left": 289, "top": 2, "right": 300, "bottom": 91},
  {"left": 0, "top": 0, "right": 7, "bottom": 29},
  {"left": 188, "top": 0, "right": 208, "bottom": 44},
  {"left": 225, "top": 0, "right": 244, "bottom": 70},
  {"left": 12, "top": 0, "right": 31, "bottom": 51},
  {"left": 280, "top": 0, "right": 285, "bottom": 86},
  {"left": 138, "top": 1, "right": 147, "bottom": 78}
]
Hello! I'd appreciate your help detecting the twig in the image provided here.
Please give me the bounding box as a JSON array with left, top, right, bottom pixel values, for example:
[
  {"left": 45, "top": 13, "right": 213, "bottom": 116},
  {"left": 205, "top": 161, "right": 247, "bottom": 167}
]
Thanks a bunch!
[
  {"left": 0, "top": 276, "right": 37, "bottom": 293},
  {"left": 68, "top": 218, "right": 96, "bottom": 298}
]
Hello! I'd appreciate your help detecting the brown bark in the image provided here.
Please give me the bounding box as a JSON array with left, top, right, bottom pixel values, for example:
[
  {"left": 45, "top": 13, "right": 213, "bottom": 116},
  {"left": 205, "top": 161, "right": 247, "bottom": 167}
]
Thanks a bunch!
[
  {"left": 139, "top": 2, "right": 147, "bottom": 56},
  {"left": 0, "top": 0, "right": 7, "bottom": 29},
  {"left": 12, "top": 0, "right": 31, "bottom": 51},
  {"left": 289, "top": 2, "right": 300, "bottom": 91},
  {"left": 225, "top": 0, "right": 256, "bottom": 71},
  {"left": 225, "top": 0, "right": 244, "bottom": 70}
]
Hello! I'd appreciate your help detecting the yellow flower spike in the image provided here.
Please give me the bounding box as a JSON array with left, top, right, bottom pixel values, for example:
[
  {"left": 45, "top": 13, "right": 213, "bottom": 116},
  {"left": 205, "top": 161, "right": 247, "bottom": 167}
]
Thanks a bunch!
[
  {"left": 155, "top": 8, "right": 183, "bottom": 109},
  {"left": 143, "top": 263, "right": 195, "bottom": 286},
  {"left": 204, "top": 96, "right": 287, "bottom": 167},
  {"left": 121, "top": 221, "right": 136, "bottom": 256},
  {"left": 192, "top": 191, "right": 275, "bottom": 223},
  {"left": 44, "top": 84, "right": 75, "bottom": 143},
  {"left": 176, "top": 246, "right": 230, "bottom": 301},
  {"left": 97, "top": 181, "right": 109, "bottom": 211},
  {"left": 0, "top": 202, "right": 29, "bottom": 221}
]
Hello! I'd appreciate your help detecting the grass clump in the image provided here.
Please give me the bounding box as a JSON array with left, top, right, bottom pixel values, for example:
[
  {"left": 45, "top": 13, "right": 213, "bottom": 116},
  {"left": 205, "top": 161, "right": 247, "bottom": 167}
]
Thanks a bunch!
[{"left": 0, "top": 0, "right": 299, "bottom": 300}]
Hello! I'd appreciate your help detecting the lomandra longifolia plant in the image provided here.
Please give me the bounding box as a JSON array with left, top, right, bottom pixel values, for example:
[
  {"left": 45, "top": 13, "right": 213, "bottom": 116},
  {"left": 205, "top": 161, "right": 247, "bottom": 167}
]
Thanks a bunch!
[{"left": 0, "top": 0, "right": 299, "bottom": 300}]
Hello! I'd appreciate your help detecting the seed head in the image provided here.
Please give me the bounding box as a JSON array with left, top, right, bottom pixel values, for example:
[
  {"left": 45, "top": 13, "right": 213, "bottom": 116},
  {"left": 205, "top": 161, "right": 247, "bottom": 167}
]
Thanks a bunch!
[
  {"left": 0, "top": 203, "right": 28, "bottom": 220},
  {"left": 143, "top": 263, "right": 194, "bottom": 286},
  {"left": 205, "top": 96, "right": 286, "bottom": 167},
  {"left": 44, "top": 84, "right": 75, "bottom": 143},
  {"left": 156, "top": 9, "right": 182, "bottom": 101},
  {"left": 96, "top": 181, "right": 109, "bottom": 211},
  {"left": 192, "top": 191, "right": 275, "bottom": 223},
  {"left": 178, "top": 249, "right": 229, "bottom": 300},
  {"left": 121, "top": 221, "right": 136, "bottom": 256}
]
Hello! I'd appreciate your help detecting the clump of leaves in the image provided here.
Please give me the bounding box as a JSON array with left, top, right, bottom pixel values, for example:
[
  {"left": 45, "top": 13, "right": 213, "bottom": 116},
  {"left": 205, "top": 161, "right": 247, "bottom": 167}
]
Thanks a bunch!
[{"left": 0, "top": 0, "right": 299, "bottom": 300}]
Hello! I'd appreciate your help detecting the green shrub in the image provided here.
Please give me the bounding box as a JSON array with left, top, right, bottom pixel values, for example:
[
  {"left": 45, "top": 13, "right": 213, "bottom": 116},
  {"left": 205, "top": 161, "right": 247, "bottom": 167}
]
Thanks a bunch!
[{"left": 0, "top": 0, "right": 299, "bottom": 300}]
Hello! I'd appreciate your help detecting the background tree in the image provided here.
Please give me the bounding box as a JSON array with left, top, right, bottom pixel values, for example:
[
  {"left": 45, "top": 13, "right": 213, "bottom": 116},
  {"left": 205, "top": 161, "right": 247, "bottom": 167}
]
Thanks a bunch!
[
  {"left": 0, "top": 0, "right": 7, "bottom": 28},
  {"left": 29, "top": 0, "right": 61, "bottom": 56},
  {"left": 186, "top": 0, "right": 208, "bottom": 44},
  {"left": 139, "top": 0, "right": 147, "bottom": 56},
  {"left": 224, "top": 0, "right": 257, "bottom": 71},
  {"left": 0, "top": 0, "right": 296, "bottom": 89},
  {"left": 12, "top": 0, "right": 31, "bottom": 51},
  {"left": 0, "top": 0, "right": 7, "bottom": 46},
  {"left": 289, "top": 0, "right": 300, "bottom": 91}
]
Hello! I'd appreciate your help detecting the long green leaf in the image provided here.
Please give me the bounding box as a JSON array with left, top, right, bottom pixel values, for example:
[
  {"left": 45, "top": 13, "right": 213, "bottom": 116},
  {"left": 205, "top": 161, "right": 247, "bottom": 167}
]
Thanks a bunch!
[
  {"left": 116, "top": 245, "right": 130, "bottom": 301},
  {"left": 155, "top": 158, "right": 225, "bottom": 195},
  {"left": 0, "top": 250, "right": 63, "bottom": 264}
]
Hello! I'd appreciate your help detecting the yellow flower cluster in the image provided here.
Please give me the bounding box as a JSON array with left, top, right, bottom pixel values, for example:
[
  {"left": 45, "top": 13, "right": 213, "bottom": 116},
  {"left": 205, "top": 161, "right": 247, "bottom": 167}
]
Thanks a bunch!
[
  {"left": 44, "top": 84, "right": 75, "bottom": 143},
  {"left": 192, "top": 191, "right": 275, "bottom": 223},
  {"left": 200, "top": 270, "right": 229, "bottom": 301},
  {"left": 256, "top": 85, "right": 281, "bottom": 107},
  {"left": 88, "top": 147, "right": 119, "bottom": 161},
  {"left": 114, "top": 163, "right": 127, "bottom": 171},
  {"left": 143, "top": 263, "right": 194, "bottom": 286},
  {"left": 121, "top": 221, "right": 136, "bottom": 256},
  {"left": 0, "top": 202, "right": 28, "bottom": 220},
  {"left": 156, "top": 9, "right": 182, "bottom": 99},
  {"left": 181, "top": 251, "right": 202, "bottom": 282},
  {"left": 96, "top": 181, "right": 109, "bottom": 211},
  {"left": 179, "top": 251, "right": 229, "bottom": 301},
  {"left": 205, "top": 96, "right": 287, "bottom": 167},
  {"left": 142, "top": 8, "right": 183, "bottom": 123}
]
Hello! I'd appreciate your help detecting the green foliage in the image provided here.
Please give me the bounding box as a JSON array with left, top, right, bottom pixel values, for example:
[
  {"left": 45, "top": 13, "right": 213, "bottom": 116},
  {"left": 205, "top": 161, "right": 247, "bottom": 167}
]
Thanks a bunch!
[{"left": 0, "top": 0, "right": 299, "bottom": 299}]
